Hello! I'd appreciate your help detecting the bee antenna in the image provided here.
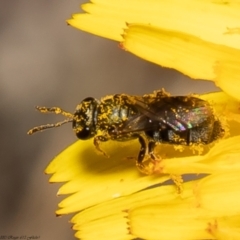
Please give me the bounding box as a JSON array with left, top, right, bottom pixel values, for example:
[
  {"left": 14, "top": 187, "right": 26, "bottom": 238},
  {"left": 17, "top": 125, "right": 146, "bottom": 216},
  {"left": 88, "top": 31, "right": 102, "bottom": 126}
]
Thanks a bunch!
[
  {"left": 27, "top": 106, "right": 74, "bottom": 135},
  {"left": 35, "top": 106, "right": 74, "bottom": 118}
]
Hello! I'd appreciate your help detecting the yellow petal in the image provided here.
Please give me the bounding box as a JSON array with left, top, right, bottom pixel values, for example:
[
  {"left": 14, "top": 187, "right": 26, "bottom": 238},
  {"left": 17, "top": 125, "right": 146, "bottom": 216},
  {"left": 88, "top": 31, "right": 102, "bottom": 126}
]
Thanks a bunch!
[
  {"left": 68, "top": 0, "right": 240, "bottom": 49},
  {"left": 67, "top": 173, "right": 240, "bottom": 240},
  {"left": 129, "top": 203, "right": 240, "bottom": 240},
  {"left": 129, "top": 172, "right": 240, "bottom": 240},
  {"left": 196, "top": 171, "right": 240, "bottom": 215},
  {"left": 122, "top": 24, "right": 240, "bottom": 99},
  {"left": 67, "top": 13, "right": 123, "bottom": 41},
  {"left": 129, "top": 203, "right": 213, "bottom": 240},
  {"left": 214, "top": 60, "right": 240, "bottom": 101},
  {"left": 74, "top": 212, "right": 132, "bottom": 240},
  {"left": 71, "top": 182, "right": 185, "bottom": 226},
  {"left": 67, "top": 0, "right": 240, "bottom": 100},
  {"left": 46, "top": 139, "right": 170, "bottom": 214},
  {"left": 71, "top": 181, "right": 195, "bottom": 239},
  {"left": 207, "top": 220, "right": 240, "bottom": 240}
]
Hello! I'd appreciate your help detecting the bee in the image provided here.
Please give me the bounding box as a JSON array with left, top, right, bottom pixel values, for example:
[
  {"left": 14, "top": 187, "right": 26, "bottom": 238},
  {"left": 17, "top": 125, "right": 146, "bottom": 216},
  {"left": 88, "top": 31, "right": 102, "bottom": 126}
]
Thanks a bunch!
[{"left": 28, "top": 89, "right": 224, "bottom": 173}]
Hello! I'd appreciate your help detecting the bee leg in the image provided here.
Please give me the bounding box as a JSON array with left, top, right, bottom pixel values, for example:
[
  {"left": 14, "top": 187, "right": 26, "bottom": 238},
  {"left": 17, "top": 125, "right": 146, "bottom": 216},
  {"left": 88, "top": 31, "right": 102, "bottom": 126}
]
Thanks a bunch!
[
  {"left": 137, "top": 135, "right": 148, "bottom": 165},
  {"left": 137, "top": 137, "right": 183, "bottom": 191},
  {"left": 136, "top": 135, "right": 164, "bottom": 175},
  {"left": 93, "top": 135, "right": 109, "bottom": 158},
  {"left": 148, "top": 141, "right": 157, "bottom": 160},
  {"left": 148, "top": 141, "right": 165, "bottom": 174},
  {"left": 136, "top": 135, "right": 157, "bottom": 174},
  {"left": 149, "top": 141, "right": 184, "bottom": 192}
]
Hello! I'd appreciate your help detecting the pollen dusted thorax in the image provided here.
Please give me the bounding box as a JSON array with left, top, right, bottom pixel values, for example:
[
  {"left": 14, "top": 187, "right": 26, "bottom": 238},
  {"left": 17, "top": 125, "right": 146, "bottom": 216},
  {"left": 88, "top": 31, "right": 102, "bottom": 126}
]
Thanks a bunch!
[{"left": 96, "top": 94, "right": 139, "bottom": 139}]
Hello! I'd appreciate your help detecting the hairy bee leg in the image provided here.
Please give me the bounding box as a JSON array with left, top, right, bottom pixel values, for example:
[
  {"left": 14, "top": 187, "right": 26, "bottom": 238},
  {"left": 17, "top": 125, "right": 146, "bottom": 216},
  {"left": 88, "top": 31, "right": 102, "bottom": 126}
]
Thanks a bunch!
[{"left": 93, "top": 135, "right": 109, "bottom": 158}]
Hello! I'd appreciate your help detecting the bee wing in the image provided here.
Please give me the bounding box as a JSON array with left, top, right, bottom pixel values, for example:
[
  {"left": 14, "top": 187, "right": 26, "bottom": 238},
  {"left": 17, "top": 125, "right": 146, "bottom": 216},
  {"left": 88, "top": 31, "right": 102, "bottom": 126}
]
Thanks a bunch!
[
  {"left": 120, "top": 113, "right": 153, "bottom": 133},
  {"left": 124, "top": 96, "right": 213, "bottom": 132}
]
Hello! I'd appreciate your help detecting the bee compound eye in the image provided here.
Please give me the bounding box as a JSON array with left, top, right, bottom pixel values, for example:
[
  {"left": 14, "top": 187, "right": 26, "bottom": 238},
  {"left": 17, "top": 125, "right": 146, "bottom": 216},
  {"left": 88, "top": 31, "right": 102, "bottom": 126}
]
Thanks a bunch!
[
  {"left": 75, "top": 127, "right": 95, "bottom": 140},
  {"left": 73, "top": 97, "right": 99, "bottom": 140}
]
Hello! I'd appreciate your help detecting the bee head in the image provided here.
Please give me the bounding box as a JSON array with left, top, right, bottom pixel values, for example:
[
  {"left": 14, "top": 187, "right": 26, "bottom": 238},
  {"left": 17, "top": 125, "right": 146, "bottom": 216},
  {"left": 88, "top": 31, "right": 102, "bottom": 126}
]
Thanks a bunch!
[
  {"left": 27, "top": 98, "right": 99, "bottom": 139},
  {"left": 73, "top": 97, "right": 99, "bottom": 140}
]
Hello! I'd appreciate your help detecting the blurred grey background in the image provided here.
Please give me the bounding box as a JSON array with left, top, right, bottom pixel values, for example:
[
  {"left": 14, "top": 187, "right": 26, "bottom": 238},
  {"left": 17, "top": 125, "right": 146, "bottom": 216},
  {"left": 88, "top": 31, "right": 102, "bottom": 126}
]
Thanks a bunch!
[{"left": 0, "top": 0, "right": 218, "bottom": 239}]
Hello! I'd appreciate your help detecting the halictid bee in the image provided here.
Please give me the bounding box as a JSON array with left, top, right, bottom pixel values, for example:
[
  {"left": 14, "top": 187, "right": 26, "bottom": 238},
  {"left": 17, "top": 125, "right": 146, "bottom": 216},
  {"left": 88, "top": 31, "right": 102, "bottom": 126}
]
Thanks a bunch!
[{"left": 28, "top": 89, "right": 224, "bottom": 173}]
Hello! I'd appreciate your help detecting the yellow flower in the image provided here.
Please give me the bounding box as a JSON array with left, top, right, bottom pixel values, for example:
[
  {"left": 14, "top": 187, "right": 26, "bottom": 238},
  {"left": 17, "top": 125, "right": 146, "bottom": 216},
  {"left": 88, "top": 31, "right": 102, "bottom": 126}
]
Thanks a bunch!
[
  {"left": 67, "top": 0, "right": 240, "bottom": 100},
  {"left": 42, "top": 1, "right": 240, "bottom": 239},
  {"left": 45, "top": 90, "right": 240, "bottom": 239}
]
